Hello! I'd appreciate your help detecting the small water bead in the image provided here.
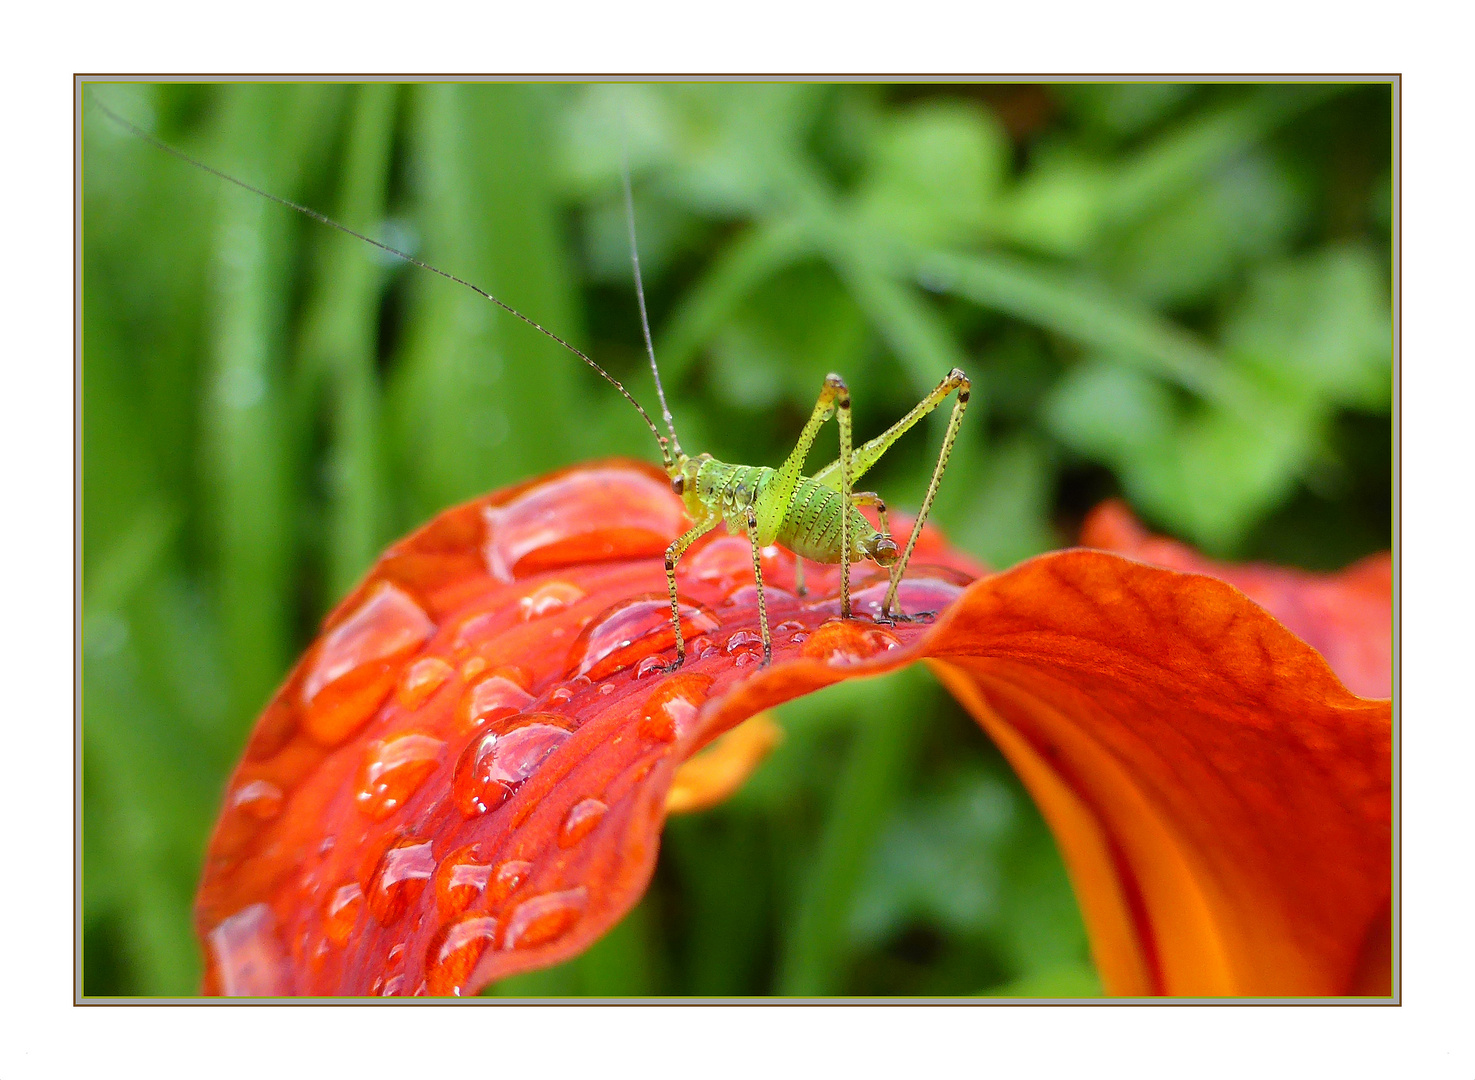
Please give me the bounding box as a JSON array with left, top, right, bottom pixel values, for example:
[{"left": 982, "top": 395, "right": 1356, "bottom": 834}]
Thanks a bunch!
[
  {"left": 789, "top": 632, "right": 809, "bottom": 645},
  {"left": 370, "top": 973, "right": 406, "bottom": 997},
  {"left": 323, "top": 882, "right": 364, "bottom": 946},
  {"left": 367, "top": 837, "right": 437, "bottom": 926},
  {"left": 426, "top": 914, "right": 501, "bottom": 996},
  {"left": 433, "top": 844, "right": 494, "bottom": 918},
  {"left": 519, "top": 580, "right": 586, "bottom": 621},
  {"left": 301, "top": 581, "right": 436, "bottom": 746},
  {"left": 354, "top": 732, "right": 446, "bottom": 821},
  {"left": 228, "top": 779, "right": 284, "bottom": 822},
  {"left": 774, "top": 620, "right": 805, "bottom": 635},
  {"left": 547, "top": 687, "right": 573, "bottom": 705},
  {"left": 567, "top": 594, "right": 719, "bottom": 680},
  {"left": 457, "top": 674, "right": 536, "bottom": 735},
  {"left": 395, "top": 656, "right": 452, "bottom": 710},
  {"left": 502, "top": 887, "right": 588, "bottom": 951},
  {"left": 452, "top": 713, "right": 576, "bottom": 817},
  {"left": 725, "top": 629, "right": 764, "bottom": 655},
  {"left": 205, "top": 903, "right": 289, "bottom": 997},
  {"left": 638, "top": 673, "right": 715, "bottom": 743},
  {"left": 489, "top": 860, "right": 534, "bottom": 905},
  {"left": 634, "top": 655, "right": 665, "bottom": 679},
  {"left": 558, "top": 798, "right": 608, "bottom": 848},
  {"left": 799, "top": 620, "right": 902, "bottom": 665},
  {"left": 733, "top": 650, "right": 759, "bottom": 668},
  {"left": 598, "top": 683, "right": 616, "bottom": 696}
]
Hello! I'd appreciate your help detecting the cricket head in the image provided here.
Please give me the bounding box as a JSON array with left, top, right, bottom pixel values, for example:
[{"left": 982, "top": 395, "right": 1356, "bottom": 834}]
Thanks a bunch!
[{"left": 667, "top": 452, "right": 708, "bottom": 518}]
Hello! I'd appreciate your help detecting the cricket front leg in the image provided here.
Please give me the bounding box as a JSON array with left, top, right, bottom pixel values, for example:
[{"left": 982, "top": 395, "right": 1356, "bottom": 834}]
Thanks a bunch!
[
  {"left": 745, "top": 508, "right": 773, "bottom": 665},
  {"left": 659, "top": 519, "right": 718, "bottom": 671}
]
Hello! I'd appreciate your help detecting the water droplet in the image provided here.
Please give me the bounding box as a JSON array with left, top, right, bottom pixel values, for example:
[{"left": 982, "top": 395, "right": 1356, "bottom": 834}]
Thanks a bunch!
[
  {"left": 598, "top": 683, "right": 616, "bottom": 696},
  {"left": 426, "top": 914, "right": 499, "bottom": 996},
  {"left": 547, "top": 687, "right": 573, "bottom": 705},
  {"left": 323, "top": 882, "right": 363, "bottom": 947},
  {"left": 789, "top": 632, "right": 809, "bottom": 645},
  {"left": 733, "top": 650, "right": 758, "bottom": 667},
  {"left": 725, "top": 629, "right": 764, "bottom": 654},
  {"left": 461, "top": 656, "right": 487, "bottom": 681},
  {"left": 300, "top": 582, "right": 436, "bottom": 746},
  {"left": 558, "top": 798, "right": 608, "bottom": 848},
  {"left": 519, "top": 580, "right": 587, "bottom": 621},
  {"left": 370, "top": 973, "right": 406, "bottom": 997},
  {"left": 483, "top": 469, "right": 682, "bottom": 582},
  {"left": 634, "top": 655, "right": 665, "bottom": 679},
  {"left": 848, "top": 576, "right": 966, "bottom": 621},
  {"left": 684, "top": 535, "right": 755, "bottom": 587},
  {"left": 433, "top": 844, "right": 493, "bottom": 918},
  {"left": 638, "top": 673, "right": 714, "bottom": 742},
  {"left": 489, "top": 860, "right": 534, "bottom": 904},
  {"left": 774, "top": 620, "right": 805, "bottom": 634},
  {"left": 457, "top": 674, "right": 536, "bottom": 735},
  {"left": 244, "top": 697, "right": 297, "bottom": 761},
  {"left": 396, "top": 656, "right": 453, "bottom": 710},
  {"left": 799, "top": 620, "right": 902, "bottom": 665},
  {"left": 502, "top": 887, "right": 587, "bottom": 950},
  {"left": 722, "top": 582, "right": 797, "bottom": 609},
  {"left": 354, "top": 732, "right": 446, "bottom": 820},
  {"left": 451, "top": 713, "right": 576, "bottom": 817},
  {"left": 367, "top": 837, "right": 436, "bottom": 926},
  {"left": 567, "top": 593, "right": 718, "bottom": 680},
  {"left": 205, "top": 903, "right": 289, "bottom": 996},
  {"left": 229, "top": 779, "right": 284, "bottom": 821}
]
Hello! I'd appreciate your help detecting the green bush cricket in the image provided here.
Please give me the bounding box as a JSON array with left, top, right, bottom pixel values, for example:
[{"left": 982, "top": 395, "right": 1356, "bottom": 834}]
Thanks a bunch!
[{"left": 92, "top": 92, "right": 970, "bottom": 670}]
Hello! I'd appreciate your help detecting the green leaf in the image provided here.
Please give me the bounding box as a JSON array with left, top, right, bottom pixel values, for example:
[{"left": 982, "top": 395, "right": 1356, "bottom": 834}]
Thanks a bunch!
[
  {"left": 1225, "top": 242, "right": 1393, "bottom": 410},
  {"left": 854, "top": 99, "right": 1011, "bottom": 246}
]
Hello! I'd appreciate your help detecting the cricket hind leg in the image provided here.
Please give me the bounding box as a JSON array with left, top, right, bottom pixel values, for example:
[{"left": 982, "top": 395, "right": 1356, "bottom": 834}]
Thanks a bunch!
[
  {"left": 879, "top": 369, "right": 970, "bottom": 622},
  {"left": 657, "top": 518, "right": 719, "bottom": 672}
]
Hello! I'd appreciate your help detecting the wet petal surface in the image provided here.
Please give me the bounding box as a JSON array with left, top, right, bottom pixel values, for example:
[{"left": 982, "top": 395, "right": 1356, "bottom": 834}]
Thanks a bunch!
[{"left": 196, "top": 461, "right": 1390, "bottom": 997}]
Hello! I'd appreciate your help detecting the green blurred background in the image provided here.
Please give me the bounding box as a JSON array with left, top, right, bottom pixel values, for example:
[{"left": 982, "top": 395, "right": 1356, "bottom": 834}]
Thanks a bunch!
[{"left": 81, "top": 81, "right": 1392, "bottom": 997}]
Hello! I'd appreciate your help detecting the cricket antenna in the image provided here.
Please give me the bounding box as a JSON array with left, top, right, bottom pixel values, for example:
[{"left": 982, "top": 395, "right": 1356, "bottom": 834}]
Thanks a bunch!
[
  {"left": 620, "top": 153, "right": 682, "bottom": 459},
  {"left": 89, "top": 92, "right": 675, "bottom": 471}
]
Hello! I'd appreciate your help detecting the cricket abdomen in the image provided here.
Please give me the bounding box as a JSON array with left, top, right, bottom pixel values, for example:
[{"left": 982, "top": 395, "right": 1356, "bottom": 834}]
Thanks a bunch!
[{"left": 777, "top": 475, "right": 884, "bottom": 565}]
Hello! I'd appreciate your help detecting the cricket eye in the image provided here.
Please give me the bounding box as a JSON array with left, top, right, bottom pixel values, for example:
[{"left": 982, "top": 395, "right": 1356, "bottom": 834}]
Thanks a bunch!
[{"left": 671, "top": 475, "right": 686, "bottom": 496}]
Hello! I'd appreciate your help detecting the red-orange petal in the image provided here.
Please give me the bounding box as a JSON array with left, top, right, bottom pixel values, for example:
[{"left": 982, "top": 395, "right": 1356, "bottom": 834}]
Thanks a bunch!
[
  {"left": 195, "top": 461, "right": 1390, "bottom": 998},
  {"left": 1081, "top": 499, "right": 1392, "bottom": 699}
]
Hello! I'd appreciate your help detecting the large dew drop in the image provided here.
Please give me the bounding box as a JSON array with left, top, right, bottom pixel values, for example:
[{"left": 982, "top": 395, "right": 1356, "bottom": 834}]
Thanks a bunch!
[
  {"left": 433, "top": 844, "right": 493, "bottom": 918},
  {"left": 502, "top": 887, "right": 588, "bottom": 951},
  {"left": 300, "top": 582, "right": 436, "bottom": 746},
  {"left": 566, "top": 594, "right": 719, "bottom": 680},
  {"left": 457, "top": 674, "right": 536, "bottom": 735},
  {"left": 367, "top": 837, "right": 437, "bottom": 926},
  {"left": 638, "top": 672, "right": 715, "bottom": 743},
  {"left": 396, "top": 656, "right": 454, "bottom": 710},
  {"left": 483, "top": 468, "right": 683, "bottom": 582},
  {"left": 558, "top": 798, "right": 608, "bottom": 848},
  {"left": 322, "top": 882, "right": 364, "bottom": 947},
  {"left": 451, "top": 713, "right": 576, "bottom": 817},
  {"left": 426, "top": 914, "right": 500, "bottom": 996},
  {"left": 800, "top": 620, "right": 902, "bottom": 665},
  {"left": 205, "top": 903, "right": 289, "bottom": 996},
  {"left": 489, "top": 860, "right": 534, "bottom": 905},
  {"left": 354, "top": 732, "right": 446, "bottom": 821}
]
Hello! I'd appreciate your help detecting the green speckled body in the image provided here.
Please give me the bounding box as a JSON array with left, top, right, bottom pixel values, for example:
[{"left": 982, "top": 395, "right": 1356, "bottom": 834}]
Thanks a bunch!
[{"left": 685, "top": 457, "right": 877, "bottom": 563}]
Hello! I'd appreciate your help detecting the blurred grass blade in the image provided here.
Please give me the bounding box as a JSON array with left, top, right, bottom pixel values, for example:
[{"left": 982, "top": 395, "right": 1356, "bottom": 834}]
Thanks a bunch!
[
  {"left": 655, "top": 216, "right": 813, "bottom": 385},
  {"left": 206, "top": 85, "right": 345, "bottom": 723},
  {"left": 918, "top": 247, "right": 1240, "bottom": 405},
  {"left": 777, "top": 669, "right": 932, "bottom": 996},
  {"left": 1101, "top": 83, "right": 1348, "bottom": 233},
  {"left": 295, "top": 83, "right": 399, "bottom": 602}
]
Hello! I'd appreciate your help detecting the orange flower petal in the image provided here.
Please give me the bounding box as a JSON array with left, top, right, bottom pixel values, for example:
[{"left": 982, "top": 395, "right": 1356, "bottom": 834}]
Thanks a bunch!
[
  {"left": 196, "top": 462, "right": 1390, "bottom": 998},
  {"left": 1081, "top": 499, "right": 1391, "bottom": 699},
  {"left": 665, "top": 712, "right": 784, "bottom": 814}
]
